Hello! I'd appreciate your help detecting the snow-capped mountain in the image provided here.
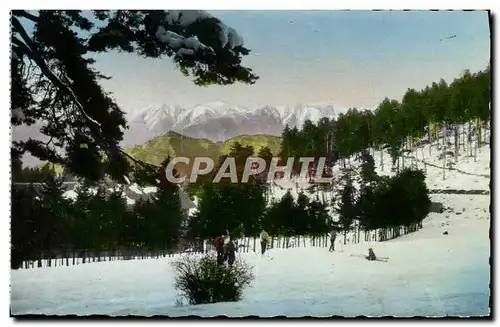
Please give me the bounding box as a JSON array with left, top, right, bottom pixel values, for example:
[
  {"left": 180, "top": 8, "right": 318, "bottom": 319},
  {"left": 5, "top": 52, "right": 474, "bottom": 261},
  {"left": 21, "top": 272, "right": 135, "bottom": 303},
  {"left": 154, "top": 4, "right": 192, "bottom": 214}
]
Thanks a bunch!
[
  {"left": 123, "top": 101, "right": 341, "bottom": 145},
  {"left": 11, "top": 101, "right": 341, "bottom": 166}
]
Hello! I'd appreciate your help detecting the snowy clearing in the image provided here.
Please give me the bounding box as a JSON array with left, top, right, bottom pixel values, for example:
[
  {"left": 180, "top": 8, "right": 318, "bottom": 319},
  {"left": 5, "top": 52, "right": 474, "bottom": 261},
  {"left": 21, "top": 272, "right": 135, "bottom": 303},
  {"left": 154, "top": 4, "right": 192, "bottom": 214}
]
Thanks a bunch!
[{"left": 10, "top": 193, "right": 490, "bottom": 317}]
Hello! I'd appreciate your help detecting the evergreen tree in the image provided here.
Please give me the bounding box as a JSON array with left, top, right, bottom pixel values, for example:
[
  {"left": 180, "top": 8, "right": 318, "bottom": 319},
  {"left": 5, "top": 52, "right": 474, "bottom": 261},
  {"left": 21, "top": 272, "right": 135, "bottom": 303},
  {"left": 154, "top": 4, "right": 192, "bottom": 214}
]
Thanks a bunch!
[
  {"left": 307, "top": 199, "right": 330, "bottom": 236},
  {"left": 11, "top": 184, "right": 42, "bottom": 268},
  {"left": 37, "top": 175, "right": 72, "bottom": 254},
  {"left": 359, "top": 150, "right": 378, "bottom": 187},
  {"left": 336, "top": 174, "right": 357, "bottom": 244}
]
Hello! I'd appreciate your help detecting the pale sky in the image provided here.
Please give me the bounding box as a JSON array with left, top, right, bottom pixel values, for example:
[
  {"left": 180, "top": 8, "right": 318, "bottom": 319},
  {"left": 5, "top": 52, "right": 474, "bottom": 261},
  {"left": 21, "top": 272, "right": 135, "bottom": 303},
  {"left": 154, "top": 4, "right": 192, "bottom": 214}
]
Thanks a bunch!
[{"left": 32, "top": 10, "right": 493, "bottom": 114}]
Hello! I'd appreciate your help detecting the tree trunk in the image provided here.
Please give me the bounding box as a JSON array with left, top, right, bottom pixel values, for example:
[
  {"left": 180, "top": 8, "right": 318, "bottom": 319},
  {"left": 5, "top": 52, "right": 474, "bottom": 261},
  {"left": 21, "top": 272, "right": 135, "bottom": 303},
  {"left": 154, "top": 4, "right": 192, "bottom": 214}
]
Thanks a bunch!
[
  {"left": 442, "top": 144, "right": 446, "bottom": 180},
  {"left": 484, "top": 120, "right": 488, "bottom": 145},
  {"left": 477, "top": 119, "right": 482, "bottom": 145},
  {"left": 468, "top": 121, "right": 473, "bottom": 157},
  {"left": 402, "top": 142, "right": 405, "bottom": 171},
  {"left": 429, "top": 123, "right": 433, "bottom": 156},
  {"left": 380, "top": 149, "right": 384, "bottom": 171},
  {"left": 474, "top": 135, "right": 477, "bottom": 162},
  {"left": 428, "top": 122, "right": 432, "bottom": 154},
  {"left": 462, "top": 124, "right": 466, "bottom": 152},
  {"left": 473, "top": 119, "right": 478, "bottom": 161}
]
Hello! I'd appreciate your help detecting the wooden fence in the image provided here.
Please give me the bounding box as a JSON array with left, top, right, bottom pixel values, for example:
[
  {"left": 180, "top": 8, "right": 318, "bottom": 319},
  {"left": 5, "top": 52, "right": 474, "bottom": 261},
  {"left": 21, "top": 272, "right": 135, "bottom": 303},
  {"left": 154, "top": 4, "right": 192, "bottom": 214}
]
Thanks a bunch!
[{"left": 15, "top": 223, "right": 423, "bottom": 270}]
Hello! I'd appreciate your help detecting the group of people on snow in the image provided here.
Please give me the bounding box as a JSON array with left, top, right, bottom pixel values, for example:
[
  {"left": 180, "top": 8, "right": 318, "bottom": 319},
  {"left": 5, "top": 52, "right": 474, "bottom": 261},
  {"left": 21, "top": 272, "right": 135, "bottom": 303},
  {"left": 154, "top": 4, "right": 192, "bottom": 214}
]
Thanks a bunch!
[
  {"left": 329, "top": 224, "right": 378, "bottom": 261},
  {"left": 213, "top": 225, "right": 377, "bottom": 266},
  {"left": 212, "top": 228, "right": 271, "bottom": 267},
  {"left": 213, "top": 231, "right": 236, "bottom": 267}
]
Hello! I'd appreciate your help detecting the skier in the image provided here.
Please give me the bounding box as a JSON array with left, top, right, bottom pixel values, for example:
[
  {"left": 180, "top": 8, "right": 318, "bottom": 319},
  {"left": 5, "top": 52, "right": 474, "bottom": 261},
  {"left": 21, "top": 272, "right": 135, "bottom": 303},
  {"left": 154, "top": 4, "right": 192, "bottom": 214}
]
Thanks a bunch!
[
  {"left": 366, "top": 248, "right": 377, "bottom": 261},
  {"left": 329, "top": 229, "right": 337, "bottom": 252},
  {"left": 223, "top": 236, "right": 237, "bottom": 267},
  {"left": 213, "top": 234, "right": 225, "bottom": 266},
  {"left": 260, "top": 229, "right": 270, "bottom": 256}
]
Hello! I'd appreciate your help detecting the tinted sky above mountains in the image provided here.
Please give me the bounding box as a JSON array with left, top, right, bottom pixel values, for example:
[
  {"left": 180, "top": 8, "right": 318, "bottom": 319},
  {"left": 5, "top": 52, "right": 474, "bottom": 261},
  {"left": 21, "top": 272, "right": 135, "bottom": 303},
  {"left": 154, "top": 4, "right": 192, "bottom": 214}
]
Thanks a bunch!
[
  {"left": 19, "top": 10, "right": 490, "bottom": 114},
  {"left": 90, "top": 10, "right": 490, "bottom": 115}
]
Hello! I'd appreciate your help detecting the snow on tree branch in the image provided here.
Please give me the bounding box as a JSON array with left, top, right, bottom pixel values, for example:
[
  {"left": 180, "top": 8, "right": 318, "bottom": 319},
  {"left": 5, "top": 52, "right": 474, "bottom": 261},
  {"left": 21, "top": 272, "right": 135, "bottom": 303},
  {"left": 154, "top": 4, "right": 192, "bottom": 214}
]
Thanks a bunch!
[
  {"left": 155, "top": 26, "right": 213, "bottom": 56},
  {"left": 157, "top": 10, "right": 244, "bottom": 54}
]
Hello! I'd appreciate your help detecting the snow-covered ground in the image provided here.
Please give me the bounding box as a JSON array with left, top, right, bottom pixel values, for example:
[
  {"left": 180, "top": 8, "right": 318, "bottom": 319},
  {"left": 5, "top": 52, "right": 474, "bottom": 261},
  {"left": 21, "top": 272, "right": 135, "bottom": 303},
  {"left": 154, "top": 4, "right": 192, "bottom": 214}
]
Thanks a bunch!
[{"left": 10, "top": 192, "right": 490, "bottom": 317}]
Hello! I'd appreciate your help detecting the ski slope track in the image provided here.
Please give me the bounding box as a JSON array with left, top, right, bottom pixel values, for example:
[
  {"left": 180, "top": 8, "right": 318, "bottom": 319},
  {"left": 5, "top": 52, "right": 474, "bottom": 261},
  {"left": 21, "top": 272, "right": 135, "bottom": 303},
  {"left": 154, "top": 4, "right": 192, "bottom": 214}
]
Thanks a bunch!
[{"left": 10, "top": 126, "right": 491, "bottom": 317}]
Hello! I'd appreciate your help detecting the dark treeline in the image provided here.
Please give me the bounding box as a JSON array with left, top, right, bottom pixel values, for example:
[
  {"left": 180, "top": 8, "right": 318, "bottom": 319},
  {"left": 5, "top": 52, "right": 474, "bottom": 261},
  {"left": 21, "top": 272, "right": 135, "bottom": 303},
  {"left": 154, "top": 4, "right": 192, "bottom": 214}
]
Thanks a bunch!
[
  {"left": 12, "top": 162, "right": 78, "bottom": 183},
  {"left": 12, "top": 164, "right": 55, "bottom": 183},
  {"left": 11, "top": 159, "right": 186, "bottom": 269}
]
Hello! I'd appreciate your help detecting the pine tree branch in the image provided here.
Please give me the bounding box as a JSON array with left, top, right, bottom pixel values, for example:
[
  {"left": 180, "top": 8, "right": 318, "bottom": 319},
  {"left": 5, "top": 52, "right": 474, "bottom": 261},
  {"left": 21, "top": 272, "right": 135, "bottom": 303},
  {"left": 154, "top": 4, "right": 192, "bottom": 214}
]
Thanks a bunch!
[
  {"left": 12, "top": 16, "right": 163, "bottom": 177},
  {"left": 12, "top": 10, "right": 40, "bottom": 23},
  {"left": 12, "top": 17, "right": 102, "bottom": 130}
]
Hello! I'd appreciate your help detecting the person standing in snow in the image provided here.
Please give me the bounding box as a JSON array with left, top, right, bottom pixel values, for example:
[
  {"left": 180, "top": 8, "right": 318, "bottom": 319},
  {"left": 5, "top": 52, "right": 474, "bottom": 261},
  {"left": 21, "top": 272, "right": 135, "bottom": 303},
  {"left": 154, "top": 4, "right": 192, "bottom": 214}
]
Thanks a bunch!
[
  {"left": 213, "top": 235, "right": 225, "bottom": 266},
  {"left": 223, "top": 236, "right": 237, "bottom": 267},
  {"left": 260, "top": 230, "right": 270, "bottom": 256},
  {"left": 329, "top": 229, "right": 337, "bottom": 252}
]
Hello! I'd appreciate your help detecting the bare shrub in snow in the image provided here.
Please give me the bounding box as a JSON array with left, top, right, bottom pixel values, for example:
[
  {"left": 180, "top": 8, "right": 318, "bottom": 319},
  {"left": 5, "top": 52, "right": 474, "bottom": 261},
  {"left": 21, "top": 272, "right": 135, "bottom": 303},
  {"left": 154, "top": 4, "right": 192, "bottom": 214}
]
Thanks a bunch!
[{"left": 172, "top": 254, "right": 254, "bottom": 305}]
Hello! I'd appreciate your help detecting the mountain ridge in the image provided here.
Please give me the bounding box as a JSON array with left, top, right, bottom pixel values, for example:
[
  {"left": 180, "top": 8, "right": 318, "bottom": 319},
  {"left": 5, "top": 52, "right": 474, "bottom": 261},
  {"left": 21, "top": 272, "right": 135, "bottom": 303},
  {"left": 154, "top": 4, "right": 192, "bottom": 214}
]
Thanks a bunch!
[
  {"left": 14, "top": 101, "right": 341, "bottom": 166},
  {"left": 123, "top": 101, "right": 341, "bottom": 146}
]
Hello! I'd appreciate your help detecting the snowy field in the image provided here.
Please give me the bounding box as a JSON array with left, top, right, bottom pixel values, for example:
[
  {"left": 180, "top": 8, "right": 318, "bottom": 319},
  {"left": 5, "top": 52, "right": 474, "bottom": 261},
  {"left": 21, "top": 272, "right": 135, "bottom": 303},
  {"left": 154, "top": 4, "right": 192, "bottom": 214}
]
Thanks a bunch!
[{"left": 10, "top": 192, "right": 490, "bottom": 317}]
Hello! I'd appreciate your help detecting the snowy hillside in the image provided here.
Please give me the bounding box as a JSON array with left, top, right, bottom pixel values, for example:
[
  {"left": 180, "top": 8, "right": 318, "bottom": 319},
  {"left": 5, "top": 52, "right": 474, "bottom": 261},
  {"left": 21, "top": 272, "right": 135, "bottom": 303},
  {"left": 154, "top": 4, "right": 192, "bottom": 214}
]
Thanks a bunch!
[
  {"left": 123, "top": 101, "right": 341, "bottom": 145},
  {"left": 269, "top": 126, "right": 491, "bottom": 206}
]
